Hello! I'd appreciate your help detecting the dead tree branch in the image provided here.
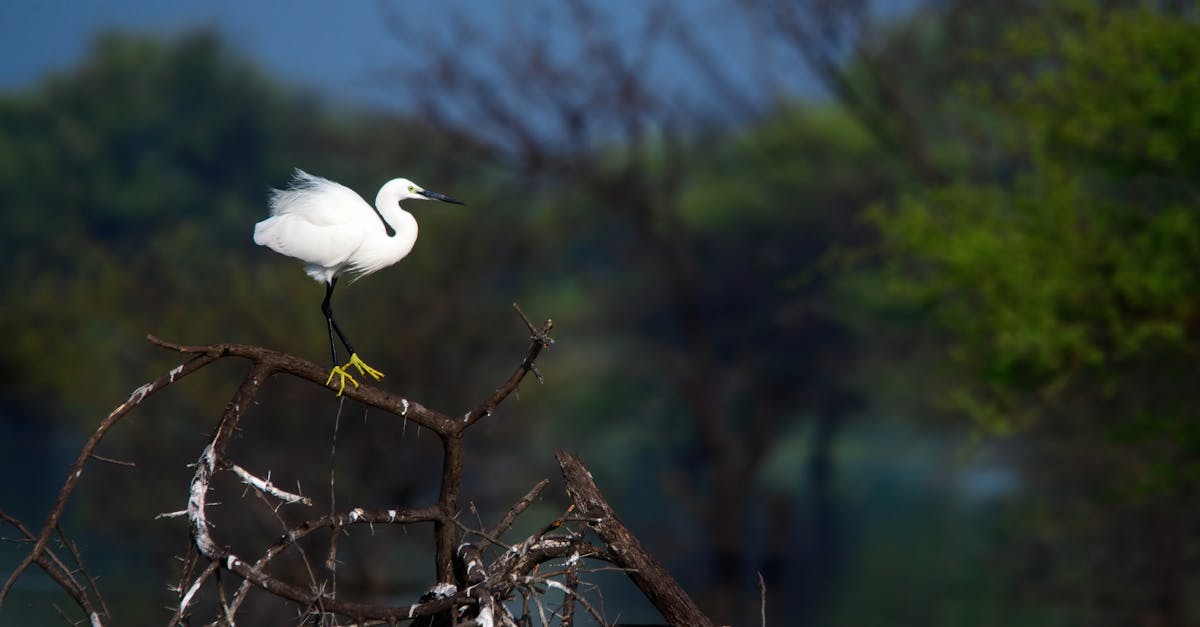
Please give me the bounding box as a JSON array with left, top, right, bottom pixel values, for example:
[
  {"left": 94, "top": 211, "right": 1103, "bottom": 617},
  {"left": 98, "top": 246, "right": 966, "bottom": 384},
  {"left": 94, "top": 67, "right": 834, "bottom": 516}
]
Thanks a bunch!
[
  {"left": 2, "top": 305, "right": 711, "bottom": 625},
  {"left": 0, "top": 512, "right": 105, "bottom": 626},
  {"left": 557, "top": 449, "right": 714, "bottom": 627},
  {"left": 488, "top": 478, "right": 552, "bottom": 543},
  {"left": 0, "top": 347, "right": 221, "bottom": 613}
]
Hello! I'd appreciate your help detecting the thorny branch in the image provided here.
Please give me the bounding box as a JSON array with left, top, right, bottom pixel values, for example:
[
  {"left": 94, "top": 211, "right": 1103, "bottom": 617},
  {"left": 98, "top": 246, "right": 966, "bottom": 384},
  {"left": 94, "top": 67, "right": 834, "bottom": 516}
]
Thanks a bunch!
[
  {"left": 558, "top": 450, "right": 715, "bottom": 627},
  {"left": 488, "top": 478, "right": 551, "bottom": 544},
  {"left": 1, "top": 305, "right": 710, "bottom": 625},
  {"left": 0, "top": 512, "right": 105, "bottom": 627},
  {"left": 0, "top": 348, "right": 221, "bottom": 610}
]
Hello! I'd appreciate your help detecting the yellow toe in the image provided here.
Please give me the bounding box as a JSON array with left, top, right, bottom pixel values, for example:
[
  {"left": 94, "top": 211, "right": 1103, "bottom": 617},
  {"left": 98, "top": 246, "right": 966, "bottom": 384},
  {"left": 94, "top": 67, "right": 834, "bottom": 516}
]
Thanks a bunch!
[
  {"left": 347, "top": 353, "right": 385, "bottom": 381},
  {"left": 325, "top": 365, "right": 360, "bottom": 396}
]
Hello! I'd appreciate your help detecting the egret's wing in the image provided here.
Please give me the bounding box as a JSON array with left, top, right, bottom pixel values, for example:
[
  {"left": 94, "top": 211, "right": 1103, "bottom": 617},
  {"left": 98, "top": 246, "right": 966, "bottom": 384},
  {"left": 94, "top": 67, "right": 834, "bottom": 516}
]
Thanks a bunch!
[
  {"left": 268, "top": 169, "right": 377, "bottom": 227},
  {"left": 253, "top": 214, "right": 363, "bottom": 269}
]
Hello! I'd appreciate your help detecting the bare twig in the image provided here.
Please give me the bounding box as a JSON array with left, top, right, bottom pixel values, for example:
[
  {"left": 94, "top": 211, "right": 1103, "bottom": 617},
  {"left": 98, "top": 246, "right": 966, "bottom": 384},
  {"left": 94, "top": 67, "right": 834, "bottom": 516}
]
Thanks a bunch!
[
  {"left": 173, "top": 558, "right": 219, "bottom": 623},
  {"left": 488, "top": 478, "right": 551, "bottom": 543},
  {"left": 228, "top": 464, "right": 313, "bottom": 506},
  {"left": 166, "top": 549, "right": 200, "bottom": 627},
  {"left": 532, "top": 575, "right": 608, "bottom": 626},
  {"left": 244, "top": 475, "right": 321, "bottom": 613},
  {"left": 226, "top": 505, "right": 443, "bottom": 617},
  {"left": 87, "top": 454, "right": 135, "bottom": 468},
  {"left": 56, "top": 525, "right": 110, "bottom": 621},
  {"left": 759, "top": 571, "right": 767, "bottom": 627},
  {"left": 452, "top": 519, "right": 511, "bottom": 552},
  {"left": 436, "top": 305, "right": 554, "bottom": 583},
  {"left": 0, "top": 350, "right": 220, "bottom": 606},
  {"left": 327, "top": 397, "right": 344, "bottom": 602},
  {"left": 462, "top": 305, "right": 554, "bottom": 428},
  {"left": 0, "top": 512, "right": 103, "bottom": 626}
]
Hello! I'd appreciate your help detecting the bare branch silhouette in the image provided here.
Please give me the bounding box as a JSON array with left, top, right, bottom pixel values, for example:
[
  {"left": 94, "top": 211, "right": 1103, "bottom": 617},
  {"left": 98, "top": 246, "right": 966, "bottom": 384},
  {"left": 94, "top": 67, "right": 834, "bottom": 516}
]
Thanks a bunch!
[
  {"left": 1, "top": 306, "right": 709, "bottom": 625},
  {"left": 558, "top": 450, "right": 714, "bottom": 627}
]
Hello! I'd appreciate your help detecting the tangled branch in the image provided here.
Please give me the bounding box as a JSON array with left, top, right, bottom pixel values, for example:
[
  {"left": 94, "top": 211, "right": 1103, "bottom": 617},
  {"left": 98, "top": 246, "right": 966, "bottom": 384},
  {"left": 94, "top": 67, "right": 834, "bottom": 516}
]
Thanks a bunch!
[{"left": 1, "top": 304, "right": 709, "bottom": 625}]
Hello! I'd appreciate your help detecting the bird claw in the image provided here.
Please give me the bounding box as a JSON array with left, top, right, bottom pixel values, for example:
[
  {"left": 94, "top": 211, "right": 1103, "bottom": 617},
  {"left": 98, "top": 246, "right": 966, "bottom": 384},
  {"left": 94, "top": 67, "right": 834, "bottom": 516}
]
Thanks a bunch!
[
  {"left": 346, "top": 353, "right": 385, "bottom": 381},
  {"left": 324, "top": 355, "right": 383, "bottom": 396},
  {"left": 325, "top": 365, "right": 360, "bottom": 397}
]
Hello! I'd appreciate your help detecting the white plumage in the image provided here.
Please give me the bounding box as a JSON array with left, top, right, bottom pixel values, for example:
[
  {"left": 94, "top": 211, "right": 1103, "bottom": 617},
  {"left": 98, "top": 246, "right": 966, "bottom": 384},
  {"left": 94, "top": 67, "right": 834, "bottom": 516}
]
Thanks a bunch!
[
  {"left": 253, "top": 168, "right": 463, "bottom": 394},
  {"left": 255, "top": 169, "right": 418, "bottom": 283}
]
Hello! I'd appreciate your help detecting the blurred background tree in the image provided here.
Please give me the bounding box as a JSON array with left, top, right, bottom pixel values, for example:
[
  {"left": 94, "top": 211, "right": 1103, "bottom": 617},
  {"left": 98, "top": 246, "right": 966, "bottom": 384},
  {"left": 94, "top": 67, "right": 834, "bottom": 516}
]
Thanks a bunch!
[
  {"left": 2, "top": 1, "right": 1198, "bottom": 625},
  {"left": 871, "top": 4, "right": 1200, "bottom": 624}
]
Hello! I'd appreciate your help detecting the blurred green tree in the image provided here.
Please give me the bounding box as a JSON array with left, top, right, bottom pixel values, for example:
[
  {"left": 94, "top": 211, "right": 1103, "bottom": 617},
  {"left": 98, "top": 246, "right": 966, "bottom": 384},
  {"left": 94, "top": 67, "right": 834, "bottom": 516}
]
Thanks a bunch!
[
  {"left": 870, "top": 4, "right": 1200, "bottom": 623},
  {"left": 0, "top": 31, "right": 297, "bottom": 408}
]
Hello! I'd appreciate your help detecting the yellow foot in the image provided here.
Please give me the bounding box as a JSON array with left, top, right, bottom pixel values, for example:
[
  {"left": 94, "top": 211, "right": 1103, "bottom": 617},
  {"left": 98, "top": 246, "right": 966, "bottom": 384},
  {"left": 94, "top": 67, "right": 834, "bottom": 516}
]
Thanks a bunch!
[
  {"left": 325, "top": 365, "right": 360, "bottom": 397},
  {"left": 346, "top": 353, "right": 385, "bottom": 381}
]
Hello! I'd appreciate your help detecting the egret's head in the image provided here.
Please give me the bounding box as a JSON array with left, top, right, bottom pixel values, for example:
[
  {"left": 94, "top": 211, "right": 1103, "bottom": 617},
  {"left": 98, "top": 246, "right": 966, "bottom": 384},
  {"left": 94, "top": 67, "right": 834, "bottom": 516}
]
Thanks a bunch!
[{"left": 377, "top": 178, "right": 465, "bottom": 207}]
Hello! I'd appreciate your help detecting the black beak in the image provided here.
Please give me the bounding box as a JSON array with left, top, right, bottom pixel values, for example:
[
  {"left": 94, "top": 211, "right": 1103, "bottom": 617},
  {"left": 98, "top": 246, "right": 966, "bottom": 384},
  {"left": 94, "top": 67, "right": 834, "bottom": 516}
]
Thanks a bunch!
[{"left": 418, "top": 189, "right": 465, "bottom": 205}]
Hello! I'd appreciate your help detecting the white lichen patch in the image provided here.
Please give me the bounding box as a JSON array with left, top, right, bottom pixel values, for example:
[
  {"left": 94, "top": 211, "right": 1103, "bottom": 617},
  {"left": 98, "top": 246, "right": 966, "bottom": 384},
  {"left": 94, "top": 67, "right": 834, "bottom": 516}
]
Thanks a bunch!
[
  {"left": 178, "top": 571, "right": 206, "bottom": 613},
  {"left": 477, "top": 604, "right": 495, "bottom": 627},
  {"left": 127, "top": 383, "right": 154, "bottom": 406},
  {"left": 430, "top": 582, "right": 457, "bottom": 597},
  {"left": 230, "top": 464, "right": 311, "bottom": 505}
]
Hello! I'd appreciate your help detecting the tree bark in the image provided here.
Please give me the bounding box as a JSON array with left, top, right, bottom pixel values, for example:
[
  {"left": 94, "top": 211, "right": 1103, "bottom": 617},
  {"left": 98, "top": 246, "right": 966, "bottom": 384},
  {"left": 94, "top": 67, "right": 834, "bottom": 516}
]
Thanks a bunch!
[{"left": 557, "top": 449, "right": 714, "bottom": 627}]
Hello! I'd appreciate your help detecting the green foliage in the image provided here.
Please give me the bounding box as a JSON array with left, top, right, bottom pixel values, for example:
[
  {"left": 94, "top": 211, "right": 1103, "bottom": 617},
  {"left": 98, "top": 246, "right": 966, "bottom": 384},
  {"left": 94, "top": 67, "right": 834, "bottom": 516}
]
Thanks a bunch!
[
  {"left": 865, "top": 7, "right": 1200, "bottom": 618},
  {"left": 0, "top": 31, "right": 292, "bottom": 410},
  {"left": 1008, "top": 3, "right": 1200, "bottom": 176},
  {"left": 678, "top": 106, "right": 885, "bottom": 232},
  {"left": 871, "top": 5, "right": 1200, "bottom": 432}
]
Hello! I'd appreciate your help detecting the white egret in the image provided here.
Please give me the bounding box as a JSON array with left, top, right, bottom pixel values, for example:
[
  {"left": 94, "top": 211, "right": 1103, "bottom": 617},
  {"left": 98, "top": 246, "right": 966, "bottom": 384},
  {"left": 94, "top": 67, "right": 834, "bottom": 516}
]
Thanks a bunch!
[{"left": 253, "top": 169, "right": 464, "bottom": 394}]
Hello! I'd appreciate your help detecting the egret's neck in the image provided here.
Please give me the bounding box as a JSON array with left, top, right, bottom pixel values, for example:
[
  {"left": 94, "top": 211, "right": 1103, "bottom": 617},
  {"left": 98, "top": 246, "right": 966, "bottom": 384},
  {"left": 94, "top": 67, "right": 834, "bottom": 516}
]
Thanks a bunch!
[
  {"left": 375, "top": 200, "right": 417, "bottom": 240},
  {"left": 370, "top": 199, "right": 399, "bottom": 237}
]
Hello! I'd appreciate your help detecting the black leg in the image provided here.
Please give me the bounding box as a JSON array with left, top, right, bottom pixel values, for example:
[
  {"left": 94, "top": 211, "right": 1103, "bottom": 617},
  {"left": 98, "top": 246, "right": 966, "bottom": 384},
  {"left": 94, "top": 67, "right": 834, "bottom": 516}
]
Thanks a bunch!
[
  {"left": 321, "top": 278, "right": 356, "bottom": 363},
  {"left": 322, "top": 281, "right": 338, "bottom": 365}
]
